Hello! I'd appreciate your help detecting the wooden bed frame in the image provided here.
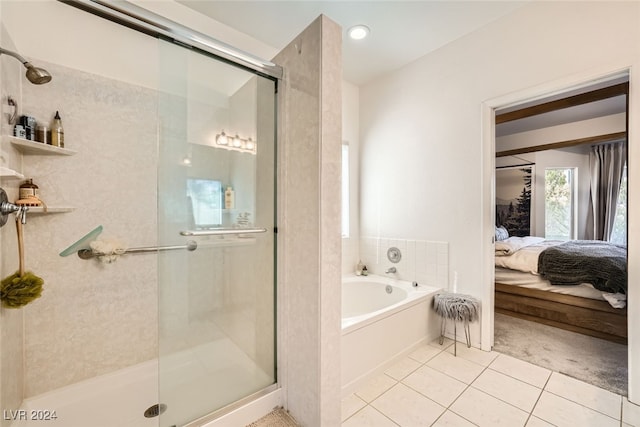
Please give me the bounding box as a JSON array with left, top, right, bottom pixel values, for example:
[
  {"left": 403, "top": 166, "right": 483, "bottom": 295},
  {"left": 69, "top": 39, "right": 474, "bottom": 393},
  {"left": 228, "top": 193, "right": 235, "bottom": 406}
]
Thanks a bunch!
[{"left": 495, "top": 282, "right": 627, "bottom": 344}]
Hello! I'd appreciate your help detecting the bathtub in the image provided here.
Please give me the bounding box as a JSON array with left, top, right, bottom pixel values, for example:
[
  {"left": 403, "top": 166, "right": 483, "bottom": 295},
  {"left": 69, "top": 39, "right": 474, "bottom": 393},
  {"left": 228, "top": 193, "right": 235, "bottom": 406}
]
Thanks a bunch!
[{"left": 341, "top": 274, "right": 441, "bottom": 395}]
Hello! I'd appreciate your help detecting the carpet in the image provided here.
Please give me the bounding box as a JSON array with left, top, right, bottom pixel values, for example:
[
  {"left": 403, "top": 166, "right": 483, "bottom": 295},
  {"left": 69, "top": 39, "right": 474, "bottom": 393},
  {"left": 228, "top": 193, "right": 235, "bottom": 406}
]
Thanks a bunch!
[
  {"left": 246, "top": 407, "right": 299, "bottom": 427},
  {"left": 493, "top": 313, "right": 627, "bottom": 396}
]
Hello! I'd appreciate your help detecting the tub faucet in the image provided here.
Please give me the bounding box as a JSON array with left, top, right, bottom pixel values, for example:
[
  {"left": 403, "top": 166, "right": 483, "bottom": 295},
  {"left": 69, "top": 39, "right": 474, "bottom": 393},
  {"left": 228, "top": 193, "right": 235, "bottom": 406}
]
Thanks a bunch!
[{"left": 385, "top": 267, "right": 396, "bottom": 274}]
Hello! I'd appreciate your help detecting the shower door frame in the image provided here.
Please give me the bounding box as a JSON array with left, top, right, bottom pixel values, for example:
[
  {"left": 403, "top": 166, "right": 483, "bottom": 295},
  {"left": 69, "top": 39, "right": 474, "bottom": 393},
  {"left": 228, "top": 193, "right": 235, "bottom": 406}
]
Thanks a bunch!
[
  {"left": 58, "top": 0, "right": 282, "bottom": 80},
  {"left": 58, "top": 1, "right": 284, "bottom": 425}
]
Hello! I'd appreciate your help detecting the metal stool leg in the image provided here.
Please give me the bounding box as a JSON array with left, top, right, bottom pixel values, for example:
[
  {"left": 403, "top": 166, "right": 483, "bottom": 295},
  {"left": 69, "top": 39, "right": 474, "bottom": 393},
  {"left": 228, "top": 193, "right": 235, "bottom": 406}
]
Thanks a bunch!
[
  {"left": 439, "top": 317, "right": 446, "bottom": 345},
  {"left": 464, "top": 319, "right": 471, "bottom": 348},
  {"left": 453, "top": 320, "right": 457, "bottom": 356}
]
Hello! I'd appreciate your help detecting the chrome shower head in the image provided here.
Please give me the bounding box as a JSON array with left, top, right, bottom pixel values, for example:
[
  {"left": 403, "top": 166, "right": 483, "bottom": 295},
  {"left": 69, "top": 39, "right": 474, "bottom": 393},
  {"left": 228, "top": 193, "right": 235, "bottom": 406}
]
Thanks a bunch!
[
  {"left": 0, "top": 47, "right": 52, "bottom": 85},
  {"left": 24, "top": 63, "right": 52, "bottom": 85}
]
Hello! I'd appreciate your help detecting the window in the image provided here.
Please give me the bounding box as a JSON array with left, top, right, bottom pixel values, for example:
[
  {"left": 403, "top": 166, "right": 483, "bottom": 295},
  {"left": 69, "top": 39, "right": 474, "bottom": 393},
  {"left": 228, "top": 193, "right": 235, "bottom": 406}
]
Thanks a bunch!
[
  {"left": 342, "top": 143, "right": 350, "bottom": 238},
  {"left": 544, "top": 168, "right": 576, "bottom": 240},
  {"left": 610, "top": 164, "right": 627, "bottom": 245},
  {"left": 187, "top": 178, "right": 223, "bottom": 228}
]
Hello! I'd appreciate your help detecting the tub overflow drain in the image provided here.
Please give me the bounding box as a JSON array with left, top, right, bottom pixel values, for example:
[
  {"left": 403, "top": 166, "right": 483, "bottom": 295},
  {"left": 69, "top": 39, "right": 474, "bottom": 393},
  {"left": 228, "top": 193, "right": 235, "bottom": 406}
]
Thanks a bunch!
[
  {"left": 144, "top": 403, "right": 167, "bottom": 418},
  {"left": 385, "top": 285, "right": 393, "bottom": 294}
]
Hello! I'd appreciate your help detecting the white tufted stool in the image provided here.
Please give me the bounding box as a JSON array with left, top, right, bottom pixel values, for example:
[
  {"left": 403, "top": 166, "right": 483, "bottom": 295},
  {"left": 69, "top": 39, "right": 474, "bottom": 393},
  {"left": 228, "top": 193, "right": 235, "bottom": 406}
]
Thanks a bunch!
[{"left": 433, "top": 292, "right": 480, "bottom": 356}]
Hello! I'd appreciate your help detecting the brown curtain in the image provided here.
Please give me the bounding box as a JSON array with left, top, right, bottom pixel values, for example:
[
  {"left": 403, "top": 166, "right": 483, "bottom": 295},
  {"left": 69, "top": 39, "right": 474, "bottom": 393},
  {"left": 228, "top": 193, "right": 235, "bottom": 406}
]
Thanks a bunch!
[{"left": 586, "top": 141, "right": 626, "bottom": 240}]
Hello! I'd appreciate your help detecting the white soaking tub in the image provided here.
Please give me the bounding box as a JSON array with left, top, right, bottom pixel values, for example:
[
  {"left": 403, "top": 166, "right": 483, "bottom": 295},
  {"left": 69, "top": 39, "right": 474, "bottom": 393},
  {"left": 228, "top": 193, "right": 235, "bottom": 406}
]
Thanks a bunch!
[{"left": 341, "top": 274, "right": 441, "bottom": 395}]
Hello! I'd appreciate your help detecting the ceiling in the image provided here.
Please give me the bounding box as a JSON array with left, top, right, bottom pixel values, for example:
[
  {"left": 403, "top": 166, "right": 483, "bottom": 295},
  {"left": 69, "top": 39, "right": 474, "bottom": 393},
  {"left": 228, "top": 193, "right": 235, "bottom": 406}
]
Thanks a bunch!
[
  {"left": 496, "top": 76, "right": 629, "bottom": 137},
  {"left": 175, "top": 1, "right": 626, "bottom": 135},
  {"left": 177, "top": 1, "right": 527, "bottom": 85}
]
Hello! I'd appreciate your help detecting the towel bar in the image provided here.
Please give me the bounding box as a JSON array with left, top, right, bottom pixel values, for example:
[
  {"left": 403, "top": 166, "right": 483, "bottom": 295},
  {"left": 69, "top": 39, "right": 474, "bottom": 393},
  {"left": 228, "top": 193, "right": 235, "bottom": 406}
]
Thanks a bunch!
[
  {"left": 77, "top": 240, "right": 197, "bottom": 259},
  {"left": 179, "top": 227, "right": 267, "bottom": 236}
]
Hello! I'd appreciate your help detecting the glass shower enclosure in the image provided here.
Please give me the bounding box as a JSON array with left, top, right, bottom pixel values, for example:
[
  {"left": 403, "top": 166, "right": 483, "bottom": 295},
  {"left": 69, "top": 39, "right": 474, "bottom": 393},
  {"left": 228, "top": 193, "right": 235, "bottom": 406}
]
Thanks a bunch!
[
  {"left": 156, "top": 38, "right": 278, "bottom": 426},
  {"left": 0, "top": 1, "right": 279, "bottom": 426}
]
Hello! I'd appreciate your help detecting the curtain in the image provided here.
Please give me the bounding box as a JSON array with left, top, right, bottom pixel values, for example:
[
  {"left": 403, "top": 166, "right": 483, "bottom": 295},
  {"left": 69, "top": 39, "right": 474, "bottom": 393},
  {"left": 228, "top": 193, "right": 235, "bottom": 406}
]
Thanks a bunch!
[{"left": 586, "top": 141, "right": 626, "bottom": 241}]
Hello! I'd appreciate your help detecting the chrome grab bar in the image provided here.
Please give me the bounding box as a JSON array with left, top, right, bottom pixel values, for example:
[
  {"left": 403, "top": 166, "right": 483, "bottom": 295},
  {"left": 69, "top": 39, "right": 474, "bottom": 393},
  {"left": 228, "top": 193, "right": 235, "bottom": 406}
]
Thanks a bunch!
[
  {"left": 179, "top": 227, "right": 268, "bottom": 237},
  {"left": 77, "top": 240, "right": 198, "bottom": 260}
]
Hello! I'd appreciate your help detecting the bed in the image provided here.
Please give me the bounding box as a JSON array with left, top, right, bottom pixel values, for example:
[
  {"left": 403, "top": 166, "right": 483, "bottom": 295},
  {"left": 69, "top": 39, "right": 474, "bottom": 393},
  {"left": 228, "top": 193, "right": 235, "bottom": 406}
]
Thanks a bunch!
[{"left": 494, "top": 234, "right": 628, "bottom": 344}]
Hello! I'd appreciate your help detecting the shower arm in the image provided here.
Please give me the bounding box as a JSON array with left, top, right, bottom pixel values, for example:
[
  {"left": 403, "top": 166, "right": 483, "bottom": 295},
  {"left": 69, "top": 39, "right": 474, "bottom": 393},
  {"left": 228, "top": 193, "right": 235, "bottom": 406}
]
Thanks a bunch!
[{"left": 0, "top": 47, "right": 30, "bottom": 66}]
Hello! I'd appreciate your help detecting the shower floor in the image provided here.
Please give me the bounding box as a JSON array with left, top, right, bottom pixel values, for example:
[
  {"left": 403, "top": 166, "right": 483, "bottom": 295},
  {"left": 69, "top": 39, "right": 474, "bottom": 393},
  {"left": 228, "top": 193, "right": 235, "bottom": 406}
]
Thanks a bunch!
[{"left": 11, "top": 337, "right": 272, "bottom": 427}]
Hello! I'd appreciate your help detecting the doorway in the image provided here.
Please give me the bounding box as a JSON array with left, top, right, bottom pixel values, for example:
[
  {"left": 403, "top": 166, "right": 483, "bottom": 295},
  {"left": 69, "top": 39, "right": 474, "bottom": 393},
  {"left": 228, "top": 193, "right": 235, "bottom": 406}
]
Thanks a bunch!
[{"left": 486, "top": 73, "right": 629, "bottom": 395}]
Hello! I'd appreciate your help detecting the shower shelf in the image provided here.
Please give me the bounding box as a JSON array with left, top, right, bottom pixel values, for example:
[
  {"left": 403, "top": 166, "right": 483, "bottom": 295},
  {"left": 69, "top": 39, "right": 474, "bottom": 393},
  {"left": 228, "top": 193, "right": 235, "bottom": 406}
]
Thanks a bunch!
[
  {"left": 0, "top": 166, "right": 24, "bottom": 180},
  {"left": 7, "top": 136, "right": 77, "bottom": 156},
  {"left": 27, "top": 206, "right": 75, "bottom": 214}
]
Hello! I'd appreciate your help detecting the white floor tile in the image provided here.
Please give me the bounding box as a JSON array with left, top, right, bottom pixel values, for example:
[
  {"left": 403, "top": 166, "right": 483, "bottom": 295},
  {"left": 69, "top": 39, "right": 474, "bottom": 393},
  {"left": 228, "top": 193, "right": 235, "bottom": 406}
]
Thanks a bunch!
[
  {"left": 450, "top": 387, "right": 529, "bottom": 427},
  {"left": 472, "top": 368, "right": 542, "bottom": 412},
  {"left": 623, "top": 398, "right": 640, "bottom": 426},
  {"left": 429, "top": 337, "right": 454, "bottom": 350},
  {"left": 402, "top": 365, "right": 467, "bottom": 407},
  {"left": 489, "top": 354, "right": 551, "bottom": 388},
  {"left": 341, "top": 394, "right": 367, "bottom": 422},
  {"left": 371, "top": 383, "right": 445, "bottom": 426},
  {"left": 355, "top": 374, "right": 397, "bottom": 403},
  {"left": 408, "top": 342, "right": 442, "bottom": 363},
  {"left": 533, "top": 391, "right": 619, "bottom": 427},
  {"left": 545, "top": 372, "right": 621, "bottom": 419},
  {"left": 525, "top": 416, "right": 554, "bottom": 427},
  {"left": 342, "top": 405, "right": 398, "bottom": 427},
  {"left": 431, "top": 410, "right": 476, "bottom": 427},
  {"left": 444, "top": 345, "right": 498, "bottom": 367},
  {"left": 385, "top": 356, "right": 422, "bottom": 381},
  {"left": 426, "top": 351, "right": 485, "bottom": 384}
]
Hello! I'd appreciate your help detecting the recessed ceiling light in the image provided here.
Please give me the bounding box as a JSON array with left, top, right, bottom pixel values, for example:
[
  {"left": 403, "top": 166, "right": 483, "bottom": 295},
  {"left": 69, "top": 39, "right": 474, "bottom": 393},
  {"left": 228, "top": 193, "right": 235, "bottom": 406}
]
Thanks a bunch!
[{"left": 348, "top": 25, "right": 370, "bottom": 40}]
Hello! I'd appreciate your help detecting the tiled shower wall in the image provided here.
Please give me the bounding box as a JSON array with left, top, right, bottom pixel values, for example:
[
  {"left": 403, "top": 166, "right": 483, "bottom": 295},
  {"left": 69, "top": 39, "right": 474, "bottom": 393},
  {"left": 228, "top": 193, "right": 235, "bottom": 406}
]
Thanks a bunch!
[
  {"left": 20, "top": 61, "right": 158, "bottom": 398},
  {"left": 357, "top": 236, "right": 450, "bottom": 289}
]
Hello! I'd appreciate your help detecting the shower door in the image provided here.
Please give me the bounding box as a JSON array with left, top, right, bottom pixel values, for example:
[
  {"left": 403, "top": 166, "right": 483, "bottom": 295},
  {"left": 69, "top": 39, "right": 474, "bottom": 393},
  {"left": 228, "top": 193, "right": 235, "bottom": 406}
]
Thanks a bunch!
[{"left": 156, "top": 39, "right": 277, "bottom": 427}]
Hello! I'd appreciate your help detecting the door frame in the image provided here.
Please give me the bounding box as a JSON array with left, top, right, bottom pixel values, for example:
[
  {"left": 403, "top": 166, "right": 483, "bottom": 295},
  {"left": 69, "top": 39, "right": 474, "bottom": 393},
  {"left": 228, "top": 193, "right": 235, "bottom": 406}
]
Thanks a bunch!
[{"left": 480, "top": 65, "right": 637, "bottom": 402}]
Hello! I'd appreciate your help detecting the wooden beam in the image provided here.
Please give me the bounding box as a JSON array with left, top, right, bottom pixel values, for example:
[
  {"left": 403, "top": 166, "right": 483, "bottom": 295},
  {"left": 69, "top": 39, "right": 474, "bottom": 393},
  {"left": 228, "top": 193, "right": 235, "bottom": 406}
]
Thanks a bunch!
[
  {"left": 496, "top": 82, "right": 629, "bottom": 124},
  {"left": 496, "top": 132, "right": 626, "bottom": 158}
]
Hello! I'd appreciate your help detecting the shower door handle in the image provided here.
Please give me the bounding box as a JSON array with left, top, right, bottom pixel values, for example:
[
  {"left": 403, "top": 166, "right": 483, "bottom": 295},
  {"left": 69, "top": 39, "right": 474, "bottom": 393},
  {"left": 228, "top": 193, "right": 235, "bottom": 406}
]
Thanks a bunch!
[{"left": 179, "top": 227, "right": 268, "bottom": 237}]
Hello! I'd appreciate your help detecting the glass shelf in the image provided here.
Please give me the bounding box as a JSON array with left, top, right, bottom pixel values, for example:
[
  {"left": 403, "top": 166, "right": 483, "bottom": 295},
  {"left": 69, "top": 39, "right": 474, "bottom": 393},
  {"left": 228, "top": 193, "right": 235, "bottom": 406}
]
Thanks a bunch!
[{"left": 7, "top": 136, "right": 77, "bottom": 156}]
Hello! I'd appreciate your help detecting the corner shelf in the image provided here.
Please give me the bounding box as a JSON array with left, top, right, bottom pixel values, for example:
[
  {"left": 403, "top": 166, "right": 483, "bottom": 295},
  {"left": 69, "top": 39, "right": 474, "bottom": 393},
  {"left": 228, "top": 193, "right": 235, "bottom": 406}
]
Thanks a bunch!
[
  {"left": 0, "top": 166, "right": 25, "bottom": 180},
  {"left": 7, "top": 136, "right": 77, "bottom": 156}
]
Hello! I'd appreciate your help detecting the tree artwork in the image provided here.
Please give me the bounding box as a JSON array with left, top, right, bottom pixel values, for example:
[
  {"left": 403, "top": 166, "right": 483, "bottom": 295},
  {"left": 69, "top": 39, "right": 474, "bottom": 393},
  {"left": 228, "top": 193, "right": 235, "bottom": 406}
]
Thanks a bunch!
[{"left": 495, "top": 166, "right": 533, "bottom": 237}]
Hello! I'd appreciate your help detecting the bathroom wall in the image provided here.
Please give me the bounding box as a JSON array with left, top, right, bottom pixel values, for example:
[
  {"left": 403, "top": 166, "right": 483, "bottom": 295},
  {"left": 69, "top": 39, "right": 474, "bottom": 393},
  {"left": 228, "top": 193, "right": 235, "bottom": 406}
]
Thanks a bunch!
[
  {"left": 275, "top": 15, "right": 342, "bottom": 427},
  {"left": 18, "top": 60, "right": 159, "bottom": 397},
  {"left": 0, "top": 24, "right": 26, "bottom": 427},
  {"left": 358, "top": 0, "right": 640, "bottom": 395},
  {"left": 360, "top": 237, "right": 449, "bottom": 288}
]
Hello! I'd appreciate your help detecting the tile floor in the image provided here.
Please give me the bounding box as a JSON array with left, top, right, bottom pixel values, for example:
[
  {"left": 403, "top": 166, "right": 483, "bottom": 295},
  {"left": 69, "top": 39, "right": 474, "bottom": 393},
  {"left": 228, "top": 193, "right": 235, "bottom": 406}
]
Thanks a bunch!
[{"left": 342, "top": 338, "right": 640, "bottom": 427}]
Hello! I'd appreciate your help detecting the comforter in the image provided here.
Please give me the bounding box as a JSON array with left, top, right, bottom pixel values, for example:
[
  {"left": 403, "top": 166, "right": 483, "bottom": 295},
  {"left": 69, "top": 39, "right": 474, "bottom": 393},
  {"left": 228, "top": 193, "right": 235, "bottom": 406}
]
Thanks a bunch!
[
  {"left": 537, "top": 240, "right": 627, "bottom": 294},
  {"left": 495, "top": 236, "right": 628, "bottom": 305}
]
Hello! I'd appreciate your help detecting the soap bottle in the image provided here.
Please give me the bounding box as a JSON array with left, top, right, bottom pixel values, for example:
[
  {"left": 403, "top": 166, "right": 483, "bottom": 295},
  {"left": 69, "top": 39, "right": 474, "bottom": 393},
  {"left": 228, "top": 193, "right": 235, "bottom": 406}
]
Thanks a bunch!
[
  {"left": 50, "top": 111, "right": 64, "bottom": 148},
  {"left": 224, "top": 186, "right": 235, "bottom": 209},
  {"left": 361, "top": 265, "right": 368, "bottom": 276},
  {"left": 19, "top": 179, "right": 39, "bottom": 199},
  {"left": 356, "top": 260, "right": 364, "bottom": 276}
]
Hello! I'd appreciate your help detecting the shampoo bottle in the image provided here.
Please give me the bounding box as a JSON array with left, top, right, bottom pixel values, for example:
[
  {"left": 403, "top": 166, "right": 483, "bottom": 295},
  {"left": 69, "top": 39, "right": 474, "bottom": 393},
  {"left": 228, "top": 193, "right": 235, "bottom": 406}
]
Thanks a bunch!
[
  {"left": 50, "top": 111, "right": 64, "bottom": 148},
  {"left": 224, "top": 186, "right": 235, "bottom": 209}
]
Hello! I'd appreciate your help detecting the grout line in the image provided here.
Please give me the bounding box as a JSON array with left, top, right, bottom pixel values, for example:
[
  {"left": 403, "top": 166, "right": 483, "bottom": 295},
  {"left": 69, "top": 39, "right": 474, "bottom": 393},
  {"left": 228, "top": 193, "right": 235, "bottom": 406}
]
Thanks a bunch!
[
  {"left": 345, "top": 342, "right": 629, "bottom": 426},
  {"left": 542, "top": 388, "right": 622, "bottom": 422},
  {"left": 369, "top": 404, "right": 402, "bottom": 427}
]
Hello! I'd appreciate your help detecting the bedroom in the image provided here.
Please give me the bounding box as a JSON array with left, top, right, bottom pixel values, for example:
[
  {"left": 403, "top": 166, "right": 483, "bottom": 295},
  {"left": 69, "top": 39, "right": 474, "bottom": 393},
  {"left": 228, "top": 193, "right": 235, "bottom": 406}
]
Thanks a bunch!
[{"left": 492, "top": 77, "right": 628, "bottom": 390}]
